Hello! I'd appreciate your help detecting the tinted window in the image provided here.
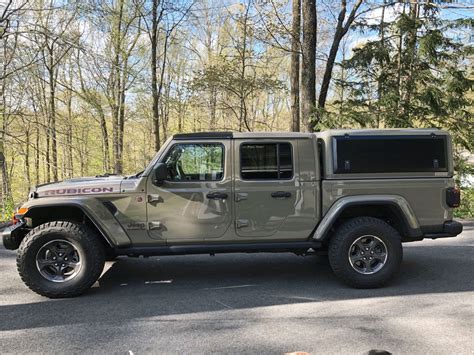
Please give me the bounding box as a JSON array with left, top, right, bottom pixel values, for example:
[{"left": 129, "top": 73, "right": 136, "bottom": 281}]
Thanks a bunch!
[
  {"left": 164, "top": 143, "right": 224, "bottom": 181},
  {"left": 241, "top": 143, "right": 293, "bottom": 180},
  {"left": 333, "top": 135, "right": 448, "bottom": 174}
]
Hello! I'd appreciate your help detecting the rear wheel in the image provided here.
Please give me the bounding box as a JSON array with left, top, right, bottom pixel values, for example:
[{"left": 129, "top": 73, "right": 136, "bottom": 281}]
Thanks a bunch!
[
  {"left": 328, "top": 217, "right": 402, "bottom": 288},
  {"left": 17, "top": 221, "right": 105, "bottom": 298}
]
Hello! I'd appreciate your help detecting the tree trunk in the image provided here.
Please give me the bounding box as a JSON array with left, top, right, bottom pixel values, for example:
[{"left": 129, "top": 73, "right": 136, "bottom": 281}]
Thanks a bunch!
[
  {"left": 98, "top": 107, "right": 110, "bottom": 172},
  {"left": 66, "top": 88, "right": 74, "bottom": 178},
  {"left": 157, "top": 33, "right": 169, "bottom": 136},
  {"left": 377, "top": 0, "right": 386, "bottom": 128},
  {"left": 24, "top": 125, "right": 31, "bottom": 188},
  {"left": 401, "top": 1, "right": 419, "bottom": 124},
  {"left": 151, "top": 0, "right": 161, "bottom": 151},
  {"left": 45, "top": 112, "right": 51, "bottom": 182},
  {"left": 116, "top": 63, "right": 127, "bottom": 174},
  {"left": 161, "top": 78, "right": 171, "bottom": 141},
  {"left": 301, "top": 0, "right": 316, "bottom": 132},
  {"left": 238, "top": 2, "right": 251, "bottom": 132},
  {"left": 48, "top": 47, "right": 58, "bottom": 181},
  {"left": 396, "top": 3, "right": 407, "bottom": 115},
  {"left": 34, "top": 118, "right": 40, "bottom": 185},
  {"left": 0, "top": 66, "right": 11, "bottom": 204},
  {"left": 112, "top": 0, "right": 124, "bottom": 174},
  {"left": 0, "top": 124, "right": 11, "bottom": 202},
  {"left": 209, "top": 87, "right": 217, "bottom": 129},
  {"left": 290, "top": 0, "right": 301, "bottom": 132}
]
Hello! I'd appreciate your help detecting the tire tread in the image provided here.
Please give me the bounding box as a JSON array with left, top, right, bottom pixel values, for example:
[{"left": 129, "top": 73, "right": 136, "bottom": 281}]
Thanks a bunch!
[
  {"left": 17, "top": 221, "right": 105, "bottom": 298},
  {"left": 328, "top": 216, "right": 402, "bottom": 288}
]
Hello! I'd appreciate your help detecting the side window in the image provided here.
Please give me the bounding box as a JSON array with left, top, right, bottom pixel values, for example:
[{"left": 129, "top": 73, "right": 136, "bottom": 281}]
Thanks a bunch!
[
  {"left": 163, "top": 143, "right": 224, "bottom": 182},
  {"left": 240, "top": 143, "right": 293, "bottom": 180}
]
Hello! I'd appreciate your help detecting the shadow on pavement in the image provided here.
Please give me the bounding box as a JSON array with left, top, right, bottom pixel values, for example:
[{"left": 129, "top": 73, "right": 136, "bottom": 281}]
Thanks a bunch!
[{"left": 1, "top": 237, "right": 473, "bottom": 332}]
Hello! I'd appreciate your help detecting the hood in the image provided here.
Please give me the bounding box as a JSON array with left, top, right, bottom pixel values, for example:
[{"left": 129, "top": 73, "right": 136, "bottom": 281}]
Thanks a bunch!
[{"left": 34, "top": 175, "right": 124, "bottom": 198}]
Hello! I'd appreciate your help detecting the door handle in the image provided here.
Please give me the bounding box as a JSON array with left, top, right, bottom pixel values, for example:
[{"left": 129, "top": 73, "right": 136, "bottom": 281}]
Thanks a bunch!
[
  {"left": 271, "top": 191, "right": 291, "bottom": 198},
  {"left": 206, "top": 192, "right": 228, "bottom": 200},
  {"left": 148, "top": 194, "right": 163, "bottom": 203}
]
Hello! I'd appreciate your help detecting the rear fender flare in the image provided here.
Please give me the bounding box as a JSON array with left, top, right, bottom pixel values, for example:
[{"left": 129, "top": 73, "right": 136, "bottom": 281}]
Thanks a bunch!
[{"left": 312, "top": 195, "right": 421, "bottom": 241}]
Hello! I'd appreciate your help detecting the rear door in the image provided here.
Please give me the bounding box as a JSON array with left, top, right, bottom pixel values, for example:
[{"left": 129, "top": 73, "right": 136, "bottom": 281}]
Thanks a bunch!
[{"left": 233, "top": 140, "right": 304, "bottom": 240}]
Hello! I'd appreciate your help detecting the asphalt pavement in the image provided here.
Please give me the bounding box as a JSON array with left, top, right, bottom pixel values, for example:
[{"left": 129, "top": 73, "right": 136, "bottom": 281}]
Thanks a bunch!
[{"left": 0, "top": 222, "right": 472, "bottom": 354}]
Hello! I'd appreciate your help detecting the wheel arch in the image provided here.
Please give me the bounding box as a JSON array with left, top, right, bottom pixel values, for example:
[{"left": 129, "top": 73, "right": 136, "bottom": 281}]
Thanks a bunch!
[
  {"left": 23, "top": 202, "right": 129, "bottom": 248},
  {"left": 312, "top": 195, "right": 422, "bottom": 242}
]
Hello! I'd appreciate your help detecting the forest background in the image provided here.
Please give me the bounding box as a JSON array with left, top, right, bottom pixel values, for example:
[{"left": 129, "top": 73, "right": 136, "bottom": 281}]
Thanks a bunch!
[{"left": 0, "top": 0, "right": 473, "bottom": 220}]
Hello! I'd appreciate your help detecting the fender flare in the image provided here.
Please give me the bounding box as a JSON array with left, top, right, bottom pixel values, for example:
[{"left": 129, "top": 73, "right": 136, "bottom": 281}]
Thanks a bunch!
[
  {"left": 312, "top": 195, "right": 422, "bottom": 241},
  {"left": 23, "top": 198, "right": 131, "bottom": 247}
]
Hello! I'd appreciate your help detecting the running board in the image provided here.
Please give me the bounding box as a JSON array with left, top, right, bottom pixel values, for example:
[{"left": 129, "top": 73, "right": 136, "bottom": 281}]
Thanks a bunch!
[{"left": 115, "top": 241, "right": 322, "bottom": 257}]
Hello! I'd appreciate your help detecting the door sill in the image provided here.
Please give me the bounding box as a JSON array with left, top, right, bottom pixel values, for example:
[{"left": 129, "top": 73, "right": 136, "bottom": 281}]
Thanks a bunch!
[{"left": 116, "top": 240, "right": 321, "bottom": 257}]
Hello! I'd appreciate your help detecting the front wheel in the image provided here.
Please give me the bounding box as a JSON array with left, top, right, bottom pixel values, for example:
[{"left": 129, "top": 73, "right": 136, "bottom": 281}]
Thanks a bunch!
[
  {"left": 328, "top": 217, "right": 403, "bottom": 288},
  {"left": 17, "top": 221, "right": 105, "bottom": 298}
]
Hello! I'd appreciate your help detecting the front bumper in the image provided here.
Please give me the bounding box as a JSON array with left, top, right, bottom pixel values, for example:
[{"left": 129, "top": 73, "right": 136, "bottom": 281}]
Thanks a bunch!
[
  {"left": 2, "top": 222, "right": 27, "bottom": 250},
  {"left": 423, "top": 220, "right": 463, "bottom": 239}
]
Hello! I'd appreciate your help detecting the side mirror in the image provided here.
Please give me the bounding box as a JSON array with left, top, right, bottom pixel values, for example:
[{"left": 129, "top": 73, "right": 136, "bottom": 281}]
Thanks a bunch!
[{"left": 153, "top": 163, "right": 168, "bottom": 185}]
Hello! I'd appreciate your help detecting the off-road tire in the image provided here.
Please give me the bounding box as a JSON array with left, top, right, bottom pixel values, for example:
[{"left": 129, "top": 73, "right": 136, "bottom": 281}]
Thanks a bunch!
[
  {"left": 17, "top": 221, "right": 105, "bottom": 298},
  {"left": 328, "top": 217, "right": 403, "bottom": 288}
]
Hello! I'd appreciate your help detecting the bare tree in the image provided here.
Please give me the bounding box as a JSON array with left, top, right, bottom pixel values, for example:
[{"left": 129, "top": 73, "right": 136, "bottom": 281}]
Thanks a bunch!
[
  {"left": 149, "top": 0, "right": 164, "bottom": 151},
  {"left": 141, "top": 0, "right": 192, "bottom": 151},
  {"left": 106, "top": 0, "right": 142, "bottom": 174},
  {"left": 316, "top": 0, "right": 363, "bottom": 127}
]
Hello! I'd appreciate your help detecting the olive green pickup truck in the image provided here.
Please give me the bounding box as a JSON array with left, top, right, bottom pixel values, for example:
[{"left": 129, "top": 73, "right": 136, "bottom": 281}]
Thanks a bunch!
[{"left": 3, "top": 129, "right": 463, "bottom": 298}]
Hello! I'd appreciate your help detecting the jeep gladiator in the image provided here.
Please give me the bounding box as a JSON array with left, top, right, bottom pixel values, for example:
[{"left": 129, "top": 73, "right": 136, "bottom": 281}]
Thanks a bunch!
[{"left": 3, "top": 129, "right": 463, "bottom": 298}]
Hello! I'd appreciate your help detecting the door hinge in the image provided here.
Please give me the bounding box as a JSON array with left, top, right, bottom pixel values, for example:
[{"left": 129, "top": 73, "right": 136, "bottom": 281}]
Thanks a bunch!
[
  {"left": 235, "top": 193, "right": 248, "bottom": 202},
  {"left": 148, "top": 221, "right": 164, "bottom": 230}
]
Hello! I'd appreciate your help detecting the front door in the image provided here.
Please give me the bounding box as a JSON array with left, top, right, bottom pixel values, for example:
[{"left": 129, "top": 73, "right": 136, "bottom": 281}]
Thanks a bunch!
[
  {"left": 233, "top": 140, "right": 302, "bottom": 240},
  {"left": 146, "top": 140, "right": 232, "bottom": 243}
]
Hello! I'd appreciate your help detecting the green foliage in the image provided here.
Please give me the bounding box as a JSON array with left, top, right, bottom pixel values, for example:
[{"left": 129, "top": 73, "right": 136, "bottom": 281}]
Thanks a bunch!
[
  {"left": 454, "top": 188, "right": 474, "bottom": 219},
  {"left": 326, "top": 2, "right": 473, "bottom": 185},
  {"left": 332, "top": 3, "right": 472, "bottom": 128},
  {"left": 1, "top": 198, "right": 15, "bottom": 222}
]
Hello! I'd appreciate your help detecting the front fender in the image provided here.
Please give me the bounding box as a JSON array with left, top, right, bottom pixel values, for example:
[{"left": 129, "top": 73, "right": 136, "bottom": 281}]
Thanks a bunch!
[
  {"left": 312, "top": 195, "right": 422, "bottom": 241},
  {"left": 22, "top": 197, "right": 131, "bottom": 247}
]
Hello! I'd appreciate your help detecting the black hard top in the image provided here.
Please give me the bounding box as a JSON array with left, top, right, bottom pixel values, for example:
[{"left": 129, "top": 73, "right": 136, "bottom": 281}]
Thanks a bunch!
[{"left": 173, "top": 132, "right": 233, "bottom": 140}]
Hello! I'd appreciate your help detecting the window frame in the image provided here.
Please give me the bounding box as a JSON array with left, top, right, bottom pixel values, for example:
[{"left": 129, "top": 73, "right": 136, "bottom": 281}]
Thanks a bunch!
[
  {"left": 159, "top": 142, "right": 226, "bottom": 183},
  {"left": 239, "top": 141, "right": 294, "bottom": 181}
]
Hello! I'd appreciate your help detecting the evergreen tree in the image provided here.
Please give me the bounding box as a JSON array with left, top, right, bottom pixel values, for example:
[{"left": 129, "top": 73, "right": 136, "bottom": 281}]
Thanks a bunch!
[{"left": 326, "top": 2, "right": 473, "bottom": 155}]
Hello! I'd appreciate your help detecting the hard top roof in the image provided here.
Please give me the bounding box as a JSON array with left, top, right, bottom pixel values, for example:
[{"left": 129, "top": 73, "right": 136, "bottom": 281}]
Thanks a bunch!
[
  {"left": 173, "top": 131, "right": 313, "bottom": 139},
  {"left": 172, "top": 128, "right": 445, "bottom": 140}
]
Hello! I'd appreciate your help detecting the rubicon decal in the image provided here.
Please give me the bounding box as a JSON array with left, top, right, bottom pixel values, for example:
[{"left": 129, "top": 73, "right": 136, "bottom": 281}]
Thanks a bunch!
[{"left": 43, "top": 187, "right": 115, "bottom": 196}]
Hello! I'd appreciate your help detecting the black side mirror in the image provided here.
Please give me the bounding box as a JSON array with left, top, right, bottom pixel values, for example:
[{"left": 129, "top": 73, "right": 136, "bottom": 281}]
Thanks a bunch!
[{"left": 153, "top": 163, "right": 168, "bottom": 185}]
